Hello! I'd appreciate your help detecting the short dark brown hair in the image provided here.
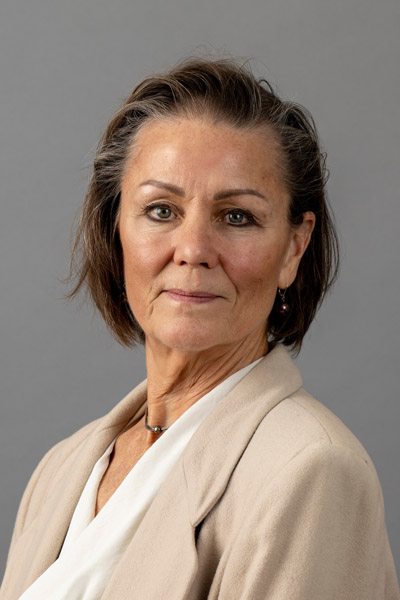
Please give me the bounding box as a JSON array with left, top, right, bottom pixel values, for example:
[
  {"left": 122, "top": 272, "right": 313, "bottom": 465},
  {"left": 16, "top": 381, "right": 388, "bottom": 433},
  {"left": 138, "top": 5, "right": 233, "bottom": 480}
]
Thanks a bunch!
[{"left": 68, "top": 57, "right": 339, "bottom": 353}]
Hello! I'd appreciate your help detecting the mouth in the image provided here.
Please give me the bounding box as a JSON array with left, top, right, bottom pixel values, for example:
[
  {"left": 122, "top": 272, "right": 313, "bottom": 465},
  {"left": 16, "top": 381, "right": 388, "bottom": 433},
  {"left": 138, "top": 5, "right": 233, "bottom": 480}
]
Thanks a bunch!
[{"left": 164, "top": 289, "right": 220, "bottom": 304}]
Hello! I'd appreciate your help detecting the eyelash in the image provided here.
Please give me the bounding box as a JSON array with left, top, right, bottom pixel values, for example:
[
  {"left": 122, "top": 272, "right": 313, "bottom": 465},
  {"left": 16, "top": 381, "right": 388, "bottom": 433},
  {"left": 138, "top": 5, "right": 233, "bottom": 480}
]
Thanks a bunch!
[{"left": 143, "top": 202, "right": 259, "bottom": 227}]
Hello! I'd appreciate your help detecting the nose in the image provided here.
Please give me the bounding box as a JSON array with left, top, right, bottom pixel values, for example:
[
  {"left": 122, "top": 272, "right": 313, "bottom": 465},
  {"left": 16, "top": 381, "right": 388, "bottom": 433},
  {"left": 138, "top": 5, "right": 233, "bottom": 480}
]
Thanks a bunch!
[{"left": 173, "top": 215, "right": 219, "bottom": 269}]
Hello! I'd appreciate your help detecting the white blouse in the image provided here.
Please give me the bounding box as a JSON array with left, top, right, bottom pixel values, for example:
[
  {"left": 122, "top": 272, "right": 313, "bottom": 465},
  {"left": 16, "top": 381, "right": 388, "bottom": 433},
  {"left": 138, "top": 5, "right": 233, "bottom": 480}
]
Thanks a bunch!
[{"left": 18, "top": 358, "right": 262, "bottom": 600}]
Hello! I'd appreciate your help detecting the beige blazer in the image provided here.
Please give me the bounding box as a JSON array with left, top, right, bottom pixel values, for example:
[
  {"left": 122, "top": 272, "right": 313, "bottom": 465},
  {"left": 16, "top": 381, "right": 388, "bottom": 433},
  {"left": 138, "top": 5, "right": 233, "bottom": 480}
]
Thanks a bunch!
[{"left": 1, "top": 345, "right": 399, "bottom": 599}]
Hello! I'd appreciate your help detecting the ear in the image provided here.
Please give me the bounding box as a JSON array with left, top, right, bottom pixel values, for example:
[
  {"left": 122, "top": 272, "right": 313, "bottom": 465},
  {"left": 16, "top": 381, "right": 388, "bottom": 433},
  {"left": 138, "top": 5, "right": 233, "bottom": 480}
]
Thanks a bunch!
[{"left": 278, "top": 211, "right": 316, "bottom": 288}]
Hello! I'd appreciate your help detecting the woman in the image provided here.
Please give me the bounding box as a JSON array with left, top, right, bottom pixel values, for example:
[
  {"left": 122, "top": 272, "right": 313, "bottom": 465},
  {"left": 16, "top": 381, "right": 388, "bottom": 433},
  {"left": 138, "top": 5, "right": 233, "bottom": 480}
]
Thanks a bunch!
[{"left": 1, "top": 58, "right": 398, "bottom": 600}]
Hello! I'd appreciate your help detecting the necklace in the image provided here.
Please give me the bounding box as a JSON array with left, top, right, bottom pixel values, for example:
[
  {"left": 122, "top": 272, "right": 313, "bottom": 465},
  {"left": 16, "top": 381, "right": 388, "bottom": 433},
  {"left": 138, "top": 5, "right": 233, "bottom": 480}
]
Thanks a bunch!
[{"left": 144, "top": 407, "right": 169, "bottom": 434}]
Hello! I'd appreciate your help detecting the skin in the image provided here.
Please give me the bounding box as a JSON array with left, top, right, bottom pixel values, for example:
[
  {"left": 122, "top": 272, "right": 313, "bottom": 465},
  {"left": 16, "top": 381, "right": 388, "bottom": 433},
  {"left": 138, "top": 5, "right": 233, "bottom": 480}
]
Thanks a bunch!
[{"left": 95, "top": 116, "right": 315, "bottom": 514}]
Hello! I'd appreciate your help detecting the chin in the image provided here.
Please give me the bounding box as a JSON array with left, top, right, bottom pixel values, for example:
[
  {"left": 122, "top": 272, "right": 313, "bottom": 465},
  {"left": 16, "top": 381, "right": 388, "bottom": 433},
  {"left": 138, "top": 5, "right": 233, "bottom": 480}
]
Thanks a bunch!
[{"left": 152, "top": 320, "right": 228, "bottom": 354}]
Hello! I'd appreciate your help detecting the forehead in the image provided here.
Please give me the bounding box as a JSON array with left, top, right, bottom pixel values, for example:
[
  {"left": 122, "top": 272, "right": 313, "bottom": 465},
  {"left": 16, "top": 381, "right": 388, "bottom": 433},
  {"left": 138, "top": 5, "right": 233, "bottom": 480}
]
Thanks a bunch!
[{"left": 122, "top": 116, "right": 287, "bottom": 197}]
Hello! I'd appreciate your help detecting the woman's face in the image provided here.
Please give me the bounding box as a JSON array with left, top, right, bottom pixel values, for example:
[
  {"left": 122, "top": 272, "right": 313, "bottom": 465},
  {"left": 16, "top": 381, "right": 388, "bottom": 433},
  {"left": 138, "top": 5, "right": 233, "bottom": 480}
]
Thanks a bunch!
[{"left": 119, "top": 117, "right": 314, "bottom": 354}]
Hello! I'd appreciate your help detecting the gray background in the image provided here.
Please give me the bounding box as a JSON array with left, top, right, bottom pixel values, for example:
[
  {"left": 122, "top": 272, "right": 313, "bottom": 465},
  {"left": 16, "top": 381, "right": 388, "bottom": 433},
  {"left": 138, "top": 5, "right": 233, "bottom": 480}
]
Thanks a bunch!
[{"left": 1, "top": 0, "right": 399, "bottom": 580}]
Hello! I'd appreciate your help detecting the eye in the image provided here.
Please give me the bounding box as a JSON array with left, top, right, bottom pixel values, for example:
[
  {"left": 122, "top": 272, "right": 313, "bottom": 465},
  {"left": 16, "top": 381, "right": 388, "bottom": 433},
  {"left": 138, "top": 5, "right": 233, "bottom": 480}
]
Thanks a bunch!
[
  {"left": 154, "top": 206, "right": 172, "bottom": 219},
  {"left": 222, "top": 209, "right": 256, "bottom": 226},
  {"left": 144, "top": 203, "right": 176, "bottom": 221},
  {"left": 227, "top": 212, "right": 246, "bottom": 225}
]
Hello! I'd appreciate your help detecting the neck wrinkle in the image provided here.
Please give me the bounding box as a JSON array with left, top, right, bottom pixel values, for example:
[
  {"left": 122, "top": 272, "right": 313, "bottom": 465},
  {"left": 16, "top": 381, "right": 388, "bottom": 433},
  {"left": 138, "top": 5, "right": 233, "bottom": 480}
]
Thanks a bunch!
[{"left": 144, "top": 332, "right": 268, "bottom": 429}]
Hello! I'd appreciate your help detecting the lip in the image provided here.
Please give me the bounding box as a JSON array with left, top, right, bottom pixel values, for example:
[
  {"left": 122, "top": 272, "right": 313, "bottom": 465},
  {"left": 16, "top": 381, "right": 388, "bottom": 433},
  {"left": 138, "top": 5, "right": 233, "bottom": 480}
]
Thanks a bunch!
[{"left": 164, "top": 289, "right": 220, "bottom": 304}]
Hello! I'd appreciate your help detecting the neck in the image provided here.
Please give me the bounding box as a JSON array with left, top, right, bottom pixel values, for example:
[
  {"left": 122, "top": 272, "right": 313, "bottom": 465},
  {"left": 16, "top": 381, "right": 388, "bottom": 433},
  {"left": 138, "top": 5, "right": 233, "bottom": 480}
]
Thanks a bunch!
[{"left": 144, "top": 332, "right": 268, "bottom": 432}]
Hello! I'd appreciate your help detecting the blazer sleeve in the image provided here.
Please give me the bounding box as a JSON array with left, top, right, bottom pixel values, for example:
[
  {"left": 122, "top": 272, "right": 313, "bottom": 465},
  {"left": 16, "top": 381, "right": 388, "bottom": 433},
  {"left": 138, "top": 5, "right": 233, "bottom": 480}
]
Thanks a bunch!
[{"left": 216, "top": 443, "right": 400, "bottom": 600}]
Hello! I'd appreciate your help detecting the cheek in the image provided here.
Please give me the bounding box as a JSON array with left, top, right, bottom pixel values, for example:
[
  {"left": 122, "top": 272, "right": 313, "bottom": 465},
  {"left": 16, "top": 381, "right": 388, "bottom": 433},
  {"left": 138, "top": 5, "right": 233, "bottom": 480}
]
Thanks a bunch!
[
  {"left": 224, "top": 240, "right": 285, "bottom": 296},
  {"left": 120, "top": 237, "right": 157, "bottom": 322},
  {"left": 122, "top": 231, "right": 168, "bottom": 281}
]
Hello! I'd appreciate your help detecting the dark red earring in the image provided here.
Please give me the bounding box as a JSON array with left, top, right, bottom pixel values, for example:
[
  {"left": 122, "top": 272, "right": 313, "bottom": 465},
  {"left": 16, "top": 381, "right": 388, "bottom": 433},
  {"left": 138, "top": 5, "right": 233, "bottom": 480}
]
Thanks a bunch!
[{"left": 277, "top": 288, "right": 290, "bottom": 315}]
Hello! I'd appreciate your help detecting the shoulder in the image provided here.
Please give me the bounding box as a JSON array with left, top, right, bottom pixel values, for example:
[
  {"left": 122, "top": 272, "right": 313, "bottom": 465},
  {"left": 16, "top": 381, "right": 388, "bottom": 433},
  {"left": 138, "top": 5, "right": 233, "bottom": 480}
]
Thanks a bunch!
[
  {"left": 194, "top": 383, "right": 397, "bottom": 598},
  {"left": 12, "top": 378, "right": 148, "bottom": 536},
  {"left": 267, "top": 386, "right": 373, "bottom": 459},
  {"left": 18, "top": 377, "right": 149, "bottom": 505},
  {"left": 10, "top": 418, "right": 101, "bottom": 544},
  {"left": 215, "top": 386, "right": 385, "bottom": 555},
  {"left": 238, "top": 345, "right": 373, "bottom": 466},
  {"left": 232, "top": 384, "right": 381, "bottom": 504},
  {"left": 31, "top": 417, "right": 102, "bottom": 481}
]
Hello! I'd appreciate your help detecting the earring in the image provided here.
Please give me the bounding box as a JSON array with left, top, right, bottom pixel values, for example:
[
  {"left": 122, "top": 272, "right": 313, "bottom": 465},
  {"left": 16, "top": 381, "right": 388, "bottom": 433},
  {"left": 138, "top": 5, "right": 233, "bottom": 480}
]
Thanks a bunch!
[{"left": 277, "top": 287, "right": 290, "bottom": 315}]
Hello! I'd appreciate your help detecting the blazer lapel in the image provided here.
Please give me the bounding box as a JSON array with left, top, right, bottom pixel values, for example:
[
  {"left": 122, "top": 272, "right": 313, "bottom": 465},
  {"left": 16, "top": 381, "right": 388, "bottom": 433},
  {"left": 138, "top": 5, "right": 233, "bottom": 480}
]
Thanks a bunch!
[
  {"left": 102, "top": 455, "right": 198, "bottom": 599},
  {"left": 184, "top": 344, "right": 302, "bottom": 525}
]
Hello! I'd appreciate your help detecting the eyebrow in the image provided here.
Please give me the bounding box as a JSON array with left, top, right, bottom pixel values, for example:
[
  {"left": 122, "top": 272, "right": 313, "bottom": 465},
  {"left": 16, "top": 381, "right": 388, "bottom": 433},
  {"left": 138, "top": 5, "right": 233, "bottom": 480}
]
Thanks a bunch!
[
  {"left": 139, "top": 179, "right": 269, "bottom": 202},
  {"left": 139, "top": 179, "right": 185, "bottom": 197}
]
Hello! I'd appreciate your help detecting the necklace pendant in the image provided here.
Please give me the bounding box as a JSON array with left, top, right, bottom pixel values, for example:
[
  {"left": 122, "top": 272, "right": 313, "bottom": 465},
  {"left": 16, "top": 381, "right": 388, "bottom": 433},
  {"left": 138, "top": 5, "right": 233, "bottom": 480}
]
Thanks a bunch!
[{"left": 144, "top": 407, "right": 168, "bottom": 434}]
